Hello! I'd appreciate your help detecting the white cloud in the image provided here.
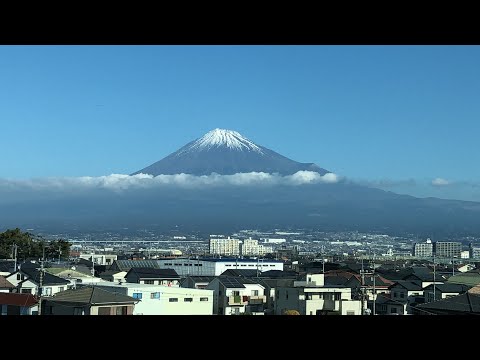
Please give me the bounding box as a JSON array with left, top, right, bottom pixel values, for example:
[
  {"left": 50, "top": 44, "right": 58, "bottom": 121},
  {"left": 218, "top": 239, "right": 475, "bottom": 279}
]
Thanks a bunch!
[
  {"left": 431, "top": 178, "right": 451, "bottom": 186},
  {"left": 0, "top": 171, "right": 340, "bottom": 192}
]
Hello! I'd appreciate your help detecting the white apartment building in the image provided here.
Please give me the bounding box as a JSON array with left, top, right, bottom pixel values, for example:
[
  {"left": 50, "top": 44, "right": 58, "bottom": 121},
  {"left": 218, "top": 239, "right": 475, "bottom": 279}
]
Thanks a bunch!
[
  {"left": 413, "top": 239, "right": 433, "bottom": 258},
  {"left": 157, "top": 258, "right": 284, "bottom": 276},
  {"left": 209, "top": 237, "right": 241, "bottom": 256},
  {"left": 206, "top": 277, "right": 267, "bottom": 315},
  {"left": 96, "top": 283, "right": 213, "bottom": 315},
  {"left": 241, "top": 238, "right": 273, "bottom": 256},
  {"left": 79, "top": 253, "right": 118, "bottom": 266},
  {"left": 274, "top": 273, "right": 362, "bottom": 315}
]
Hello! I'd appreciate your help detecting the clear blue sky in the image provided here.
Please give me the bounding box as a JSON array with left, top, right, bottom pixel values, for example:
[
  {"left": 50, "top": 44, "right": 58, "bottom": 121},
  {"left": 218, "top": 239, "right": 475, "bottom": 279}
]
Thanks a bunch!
[{"left": 1, "top": 45, "right": 479, "bottom": 200}]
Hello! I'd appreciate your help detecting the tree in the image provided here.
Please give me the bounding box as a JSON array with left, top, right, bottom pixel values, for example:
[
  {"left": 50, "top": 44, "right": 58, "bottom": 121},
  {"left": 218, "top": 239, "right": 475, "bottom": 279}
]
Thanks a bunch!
[{"left": 0, "top": 228, "right": 71, "bottom": 262}]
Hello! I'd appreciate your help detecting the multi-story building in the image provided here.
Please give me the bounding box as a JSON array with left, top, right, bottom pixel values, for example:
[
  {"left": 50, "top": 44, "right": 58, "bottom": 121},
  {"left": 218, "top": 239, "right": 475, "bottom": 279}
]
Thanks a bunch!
[
  {"left": 206, "top": 277, "right": 267, "bottom": 315},
  {"left": 157, "top": 258, "right": 284, "bottom": 276},
  {"left": 209, "top": 237, "right": 241, "bottom": 256},
  {"left": 413, "top": 239, "right": 433, "bottom": 258},
  {"left": 470, "top": 244, "right": 480, "bottom": 259},
  {"left": 241, "top": 238, "right": 273, "bottom": 256},
  {"left": 96, "top": 283, "right": 214, "bottom": 315},
  {"left": 274, "top": 273, "right": 362, "bottom": 315},
  {"left": 434, "top": 242, "right": 462, "bottom": 259}
]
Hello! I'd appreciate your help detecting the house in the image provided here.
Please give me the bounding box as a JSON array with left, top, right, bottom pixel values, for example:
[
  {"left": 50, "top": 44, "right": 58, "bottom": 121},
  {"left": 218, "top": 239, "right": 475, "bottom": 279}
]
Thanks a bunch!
[
  {"left": 6, "top": 268, "right": 69, "bottom": 296},
  {"left": 383, "top": 280, "right": 424, "bottom": 315},
  {"left": 0, "top": 293, "right": 39, "bottom": 315},
  {"left": 99, "top": 270, "right": 128, "bottom": 283},
  {"left": 414, "top": 286, "right": 480, "bottom": 315},
  {"left": 157, "top": 257, "right": 284, "bottom": 276},
  {"left": 258, "top": 278, "right": 295, "bottom": 314},
  {"left": 423, "top": 283, "right": 471, "bottom": 303},
  {"left": 124, "top": 268, "right": 180, "bottom": 286},
  {"left": 206, "top": 277, "right": 267, "bottom": 315},
  {"left": 96, "top": 283, "right": 214, "bottom": 315},
  {"left": 373, "top": 293, "right": 406, "bottom": 315},
  {"left": 181, "top": 276, "right": 216, "bottom": 289},
  {"left": 42, "top": 286, "right": 138, "bottom": 315},
  {"left": 447, "top": 270, "right": 480, "bottom": 287},
  {"left": 0, "top": 260, "right": 16, "bottom": 276},
  {"left": 274, "top": 273, "right": 362, "bottom": 315},
  {"left": 0, "top": 276, "right": 15, "bottom": 293},
  {"left": 109, "top": 259, "right": 160, "bottom": 272}
]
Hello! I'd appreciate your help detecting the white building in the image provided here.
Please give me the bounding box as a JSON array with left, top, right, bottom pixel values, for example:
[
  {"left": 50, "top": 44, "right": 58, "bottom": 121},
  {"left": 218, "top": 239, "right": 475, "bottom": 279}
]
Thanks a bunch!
[
  {"left": 274, "top": 273, "right": 362, "bottom": 315},
  {"left": 460, "top": 251, "right": 470, "bottom": 259},
  {"left": 97, "top": 283, "right": 213, "bottom": 315},
  {"left": 209, "top": 237, "right": 241, "bottom": 256},
  {"left": 261, "top": 238, "right": 286, "bottom": 244},
  {"left": 241, "top": 238, "right": 273, "bottom": 256},
  {"left": 413, "top": 239, "right": 433, "bottom": 258},
  {"left": 79, "top": 253, "right": 118, "bottom": 266},
  {"left": 157, "top": 258, "right": 284, "bottom": 276},
  {"left": 206, "top": 277, "right": 266, "bottom": 315}
]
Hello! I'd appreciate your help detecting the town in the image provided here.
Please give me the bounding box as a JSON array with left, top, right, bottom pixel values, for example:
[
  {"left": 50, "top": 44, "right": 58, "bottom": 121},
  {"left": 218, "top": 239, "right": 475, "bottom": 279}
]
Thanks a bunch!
[{"left": 1, "top": 227, "right": 480, "bottom": 315}]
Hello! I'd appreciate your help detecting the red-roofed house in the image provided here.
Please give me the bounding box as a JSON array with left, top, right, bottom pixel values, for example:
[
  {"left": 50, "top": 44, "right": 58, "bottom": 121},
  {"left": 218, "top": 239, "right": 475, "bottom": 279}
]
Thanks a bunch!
[{"left": 0, "top": 293, "right": 39, "bottom": 315}]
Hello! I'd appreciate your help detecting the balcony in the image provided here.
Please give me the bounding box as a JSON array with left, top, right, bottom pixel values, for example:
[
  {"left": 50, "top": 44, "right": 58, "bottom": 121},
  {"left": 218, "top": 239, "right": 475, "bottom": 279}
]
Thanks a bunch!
[
  {"left": 248, "top": 295, "right": 267, "bottom": 305},
  {"left": 228, "top": 295, "right": 247, "bottom": 305}
]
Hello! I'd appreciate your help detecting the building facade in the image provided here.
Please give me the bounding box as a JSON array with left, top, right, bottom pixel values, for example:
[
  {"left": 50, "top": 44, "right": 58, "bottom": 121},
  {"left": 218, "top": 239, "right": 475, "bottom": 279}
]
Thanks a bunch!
[
  {"left": 413, "top": 239, "right": 433, "bottom": 258},
  {"left": 434, "top": 242, "right": 462, "bottom": 259},
  {"left": 209, "top": 237, "right": 241, "bottom": 256}
]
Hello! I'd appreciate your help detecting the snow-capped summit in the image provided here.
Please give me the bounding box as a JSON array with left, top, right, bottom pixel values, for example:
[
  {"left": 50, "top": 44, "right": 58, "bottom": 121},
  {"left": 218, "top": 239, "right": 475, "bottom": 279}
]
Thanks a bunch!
[
  {"left": 177, "top": 128, "right": 264, "bottom": 155},
  {"left": 132, "top": 128, "right": 329, "bottom": 176}
]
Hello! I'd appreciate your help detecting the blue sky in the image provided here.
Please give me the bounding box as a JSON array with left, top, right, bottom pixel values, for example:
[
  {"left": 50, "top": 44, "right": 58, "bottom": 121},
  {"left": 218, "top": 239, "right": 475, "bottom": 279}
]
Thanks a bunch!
[{"left": 1, "top": 45, "right": 479, "bottom": 201}]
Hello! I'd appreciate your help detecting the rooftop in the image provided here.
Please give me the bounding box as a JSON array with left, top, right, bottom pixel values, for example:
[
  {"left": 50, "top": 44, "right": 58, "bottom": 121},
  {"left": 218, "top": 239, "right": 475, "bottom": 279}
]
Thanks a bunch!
[{"left": 51, "top": 286, "right": 137, "bottom": 305}]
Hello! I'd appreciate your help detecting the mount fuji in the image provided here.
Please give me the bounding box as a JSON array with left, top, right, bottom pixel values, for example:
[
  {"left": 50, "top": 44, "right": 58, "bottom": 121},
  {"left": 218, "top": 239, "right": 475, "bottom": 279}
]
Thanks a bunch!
[{"left": 132, "top": 128, "right": 329, "bottom": 176}]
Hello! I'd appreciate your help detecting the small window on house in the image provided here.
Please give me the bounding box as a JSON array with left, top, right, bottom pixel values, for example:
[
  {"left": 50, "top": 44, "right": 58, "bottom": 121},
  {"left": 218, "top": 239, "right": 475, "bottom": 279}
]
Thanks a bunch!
[
  {"left": 393, "top": 292, "right": 397, "bottom": 298},
  {"left": 132, "top": 293, "right": 142, "bottom": 299},
  {"left": 169, "top": 298, "right": 178, "bottom": 302},
  {"left": 58, "top": 287, "right": 65, "bottom": 292},
  {"left": 390, "top": 307, "right": 397, "bottom": 314},
  {"left": 400, "top": 293, "right": 405, "bottom": 299},
  {"left": 252, "top": 290, "right": 259, "bottom": 296},
  {"left": 144, "top": 280, "right": 154, "bottom": 285},
  {"left": 184, "top": 298, "right": 193, "bottom": 302},
  {"left": 346, "top": 311, "right": 355, "bottom": 315},
  {"left": 150, "top": 292, "right": 160, "bottom": 299},
  {"left": 73, "top": 307, "right": 84, "bottom": 315},
  {"left": 17, "top": 274, "right": 21, "bottom": 280},
  {"left": 21, "top": 288, "right": 31, "bottom": 294},
  {"left": 116, "top": 306, "right": 128, "bottom": 315},
  {"left": 200, "top": 297, "right": 208, "bottom": 301}
]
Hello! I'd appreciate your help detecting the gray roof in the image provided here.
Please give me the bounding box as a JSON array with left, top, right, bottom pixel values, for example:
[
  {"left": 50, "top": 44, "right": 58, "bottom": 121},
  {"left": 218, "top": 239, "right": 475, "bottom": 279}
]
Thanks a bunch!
[
  {"left": 126, "top": 268, "right": 179, "bottom": 279},
  {"left": 423, "top": 283, "right": 471, "bottom": 293},
  {"left": 220, "top": 269, "right": 259, "bottom": 278},
  {"left": 218, "top": 277, "right": 261, "bottom": 289},
  {"left": 390, "top": 280, "right": 423, "bottom": 291},
  {"left": 20, "top": 268, "right": 69, "bottom": 286},
  {"left": 416, "top": 292, "right": 480, "bottom": 313},
  {"left": 112, "top": 260, "right": 160, "bottom": 271},
  {"left": 51, "top": 286, "right": 137, "bottom": 305},
  {"left": 182, "top": 276, "right": 216, "bottom": 283}
]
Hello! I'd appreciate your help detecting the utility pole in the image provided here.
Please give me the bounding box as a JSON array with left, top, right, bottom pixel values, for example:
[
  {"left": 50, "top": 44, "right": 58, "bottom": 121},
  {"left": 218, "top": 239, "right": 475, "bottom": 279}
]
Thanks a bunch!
[
  {"left": 37, "top": 246, "right": 45, "bottom": 315},
  {"left": 58, "top": 245, "right": 61, "bottom": 265},
  {"left": 372, "top": 270, "right": 376, "bottom": 316},
  {"left": 13, "top": 244, "right": 18, "bottom": 272},
  {"left": 433, "top": 255, "right": 436, "bottom": 301},
  {"left": 360, "top": 259, "right": 365, "bottom": 315}
]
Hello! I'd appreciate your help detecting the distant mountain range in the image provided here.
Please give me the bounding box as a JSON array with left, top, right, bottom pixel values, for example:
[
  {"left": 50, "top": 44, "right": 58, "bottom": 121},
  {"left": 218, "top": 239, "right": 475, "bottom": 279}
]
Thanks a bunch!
[{"left": 2, "top": 128, "right": 480, "bottom": 236}]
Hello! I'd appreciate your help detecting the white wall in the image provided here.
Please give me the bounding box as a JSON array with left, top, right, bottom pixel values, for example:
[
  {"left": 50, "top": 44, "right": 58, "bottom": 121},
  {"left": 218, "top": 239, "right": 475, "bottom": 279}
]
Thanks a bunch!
[
  {"left": 157, "top": 259, "right": 283, "bottom": 276},
  {"left": 99, "top": 283, "right": 213, "bottom": 315}
]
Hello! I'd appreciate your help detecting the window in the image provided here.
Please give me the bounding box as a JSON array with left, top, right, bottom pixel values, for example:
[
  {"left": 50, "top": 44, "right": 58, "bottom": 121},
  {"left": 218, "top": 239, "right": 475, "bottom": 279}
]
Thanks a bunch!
[
  {"left": 169, "top": 298, "right": 178, "bottom": 302},
  {"left": 116, "top": 306, "right": 128, "bottom": 315},
  {"left": 144, "top": 280, "right": 154, "bottom": 285},
  {"left": 393, "top": 292, "right": 397, "bottom": 298},
  {"left": 98, "top": 307, "right": 111, "bottom": 315},
  {"left": 17, "top": 274, "right": 21, "bottom": 280},
  {"left": 400, "top": 292, "right": 404, "bottom": 299},
  {"left": 232, "top": 291, "right": 240, "bottom": 296},
  {"left": 184, "top": 298, "right": 193, "bottom": 302},
  {"left": 200, "top": 297, "right": 209, "bottom": 301},
  {"left": 286, "top": 291, "right": 289, "bottom": 300},
  {"left": 390, "top": 307, "right": 397, "bottom": 314},
  {"left": 44, "top": 287, "right": 52, "bottom": 296},
  {"left": 21, "top": 288, "right": 31, "bottom": 294},
  {"left": 74, "top": 307, "right": 84, "bottom": 315},
  {"left": 252, "top": 290, "right": 259, "bottom": 296},
  {"left": 334, "top": 293, "right": 341, "bottom": 301},
  {"left": 150, "top": 292, "right": 160, "bottom": 299},
  {"left": 58, "top": 287, "right": 65, "bottom": 292},
  {"left": 132, "top": 293, "right": 142, "bottom": 299},
  {"left": 346, "top": 311, "right": 355, "bottom": 315}
]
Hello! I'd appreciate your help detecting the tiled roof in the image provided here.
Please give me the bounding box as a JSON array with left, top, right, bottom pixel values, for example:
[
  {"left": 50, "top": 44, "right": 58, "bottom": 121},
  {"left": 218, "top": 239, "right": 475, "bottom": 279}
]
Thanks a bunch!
[
  {"left": 126, "top": 268, "right": 180, "bottom": 279},
  {"left": 51, "top": 286, "right": 137, "bottom": 305},
  {"left": 0, "top": 293, "right": 38, "bottom": 307},
  {"left": 389, "top": 280, "right": 423, "bottom": 291},
  {"left": 0, "top": 275, "right": 15, "bottom": 289},
  {"left": 416, "top": 292, "right": 480, "bottom": 313},
  {"left": 20, "top": 268, "right": 69, "bottom": 286}
]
